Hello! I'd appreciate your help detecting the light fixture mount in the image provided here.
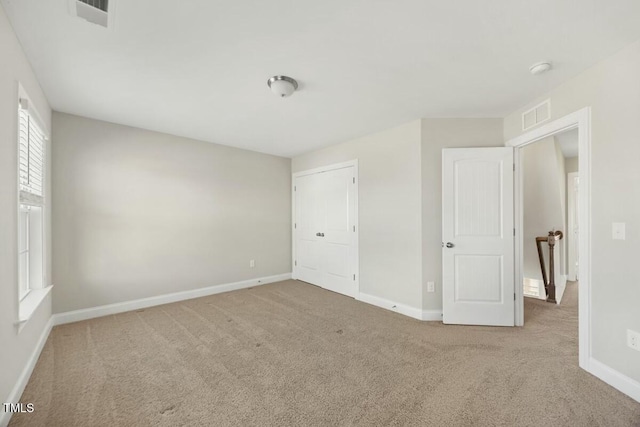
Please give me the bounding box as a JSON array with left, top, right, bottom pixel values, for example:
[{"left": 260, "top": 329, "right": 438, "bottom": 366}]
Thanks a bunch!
[
  {"left": 267, "top": 75, "right": 298, "bottom": 97},
  {"left": 529, "top": 62, "right": 552, "bottom": 76}
]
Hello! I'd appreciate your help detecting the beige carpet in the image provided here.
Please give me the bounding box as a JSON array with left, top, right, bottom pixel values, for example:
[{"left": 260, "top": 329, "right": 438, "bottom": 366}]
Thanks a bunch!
[{"left": 10, "top": 280, "right": 640, "bottom": 426}]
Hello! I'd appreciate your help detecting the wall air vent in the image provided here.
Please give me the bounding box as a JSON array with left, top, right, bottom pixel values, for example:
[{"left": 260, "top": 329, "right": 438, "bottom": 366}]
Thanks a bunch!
[
  {"left": 69, "top": 0, "right": 115, "bottom": 29},
  {"left": 79, "top": 0, "right": 108, "bottom": 12},
  {"left": 522, "top": 99, "right": 551, "bottom": 131}
]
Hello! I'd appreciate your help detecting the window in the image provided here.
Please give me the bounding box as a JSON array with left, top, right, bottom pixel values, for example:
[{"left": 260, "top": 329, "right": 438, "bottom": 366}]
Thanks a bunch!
[
  {"left": 17, "top": 98, "right": 46, "bottom": 304},
  {"left": 18, "top": 101, "right": 45, "bottom": 202}
]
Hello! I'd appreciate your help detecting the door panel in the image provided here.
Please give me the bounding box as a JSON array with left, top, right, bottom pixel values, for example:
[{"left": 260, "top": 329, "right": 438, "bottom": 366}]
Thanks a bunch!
[
  {"left": 443, "top": 148, "right": 514, "bottom": 326},
  {"left": 325, "top": 244, "right": 350, "bottom": 279},
  {"left": 298, "top": 240, "right": 320, "bottom": 269},
  {"left": 454, "top": 255, "right": 503, "bottom": 302},
  {"left": 455, "top": 160, "right": 503, "bottom": 237},
  {"left": 324, "top": 167, "right": 352, "bottom": 245}
]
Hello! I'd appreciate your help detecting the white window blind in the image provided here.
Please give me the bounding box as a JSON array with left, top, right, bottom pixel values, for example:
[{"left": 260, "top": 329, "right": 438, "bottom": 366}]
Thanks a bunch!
[{"left": 18, "top": 103, "right": 45, "bottom": 205}]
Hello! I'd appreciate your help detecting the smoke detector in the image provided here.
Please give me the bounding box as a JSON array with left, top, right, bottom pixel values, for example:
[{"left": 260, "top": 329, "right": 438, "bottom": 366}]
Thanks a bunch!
[
  {"left": 529, "top": 62, "right": 552, "bottom": 75},
  {"left": 68, "top": 0, "right": 115, "bottom": 28}
]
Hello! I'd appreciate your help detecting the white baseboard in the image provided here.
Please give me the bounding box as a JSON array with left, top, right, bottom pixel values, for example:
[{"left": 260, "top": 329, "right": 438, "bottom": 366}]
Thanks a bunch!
[
  {"left": 52, "top": 273, "right": 292, "bottom": 326},
  {"left": 356, "top": 292, "right": 422, "bottom": 320},
  {"left": 588, "top": 357, "right": 640, "bottom": 403},
  {"left": 1, "top": 316, "right": 54, "bottom": 427},
  {"left": 555, "top": 275, "right": 567, "bottom": 304},
  {"left": 356, "top": 292, "right": 442, "bottom": 321},
  {"left": 421, "top": 309, "right": 444, "bottom": 321}
]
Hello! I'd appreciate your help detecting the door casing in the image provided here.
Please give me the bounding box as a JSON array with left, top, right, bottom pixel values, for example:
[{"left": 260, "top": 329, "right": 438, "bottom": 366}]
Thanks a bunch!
[{"left": 506, "top": 107, "right": 591, "bottom": 371}]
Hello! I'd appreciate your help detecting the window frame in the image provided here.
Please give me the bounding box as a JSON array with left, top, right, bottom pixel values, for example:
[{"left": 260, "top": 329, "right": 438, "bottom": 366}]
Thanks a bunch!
[
  {"left": 18, "top": 205, "right": 30, "bottom": 301},
  {"left": 15, "top": 86, "right": 50, "bottom": 328}
]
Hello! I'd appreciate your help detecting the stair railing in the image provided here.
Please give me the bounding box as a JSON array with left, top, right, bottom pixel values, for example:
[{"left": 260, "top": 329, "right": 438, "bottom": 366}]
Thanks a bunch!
[{"left": 535, "top": 230, "right": 564, "bottom": 303}]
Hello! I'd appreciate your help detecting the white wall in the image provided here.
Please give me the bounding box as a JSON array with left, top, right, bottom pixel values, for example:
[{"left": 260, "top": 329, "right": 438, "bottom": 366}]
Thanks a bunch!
[
  {"left": 504, "top": 39, "right": 640, "bottom": 382},
  {"left": 292, "top": 121, "right": 423, "bottom": 309},
  {"left": 522, "top": 137, "right": 566, "bottom": 282},
  {"left": 565, "top": 156, "right": 579, "bottom": 174},
  {"left": 420, "top": 119, "right": 504, "bottom": 311},
  {"left": 0, "top": 3, "right": 52, "bottom": 411},
  {"left": 565, "top": 156, "right": 578, "bottom": 277},
  {"left": 52, "top": 112, "right": 291, "bottom": 313}
]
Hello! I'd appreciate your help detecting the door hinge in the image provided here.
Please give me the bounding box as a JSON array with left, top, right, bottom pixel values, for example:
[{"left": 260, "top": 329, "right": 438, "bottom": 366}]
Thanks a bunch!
[
  {"left": 513, "top": 228, "right": 515, "bottom": 236},
  {"left": 353, "top": 225, "right": 355, "bottom": 232},
  {"left": 353, "top": 177, "right": 355, "bottom": 184},
  {"left": 514, "top": 293, "right": 516, "bottom": 301},
  {"left": 513, "top": 163, "right": 515, "bottom": 171},
  {"left": 353, "top": 274, "right": 356, "bottom": 281},
  {"left": 295, "top": 223, "right": 297, "bottom": 229},
  {"left": 294, "top": 186, "right": 296, "bottom": 191},
  {"left": 295, "top": 260, "right": 297, "bottom": 266}
]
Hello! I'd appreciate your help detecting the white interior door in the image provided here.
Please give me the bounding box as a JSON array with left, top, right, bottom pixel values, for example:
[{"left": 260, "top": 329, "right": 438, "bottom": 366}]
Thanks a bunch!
[
  {"left": 294, "top": 165, "right": 357, "bottom": 298},
  {"left": 442, "top": 148, "right": 515, "bottom": 326}
]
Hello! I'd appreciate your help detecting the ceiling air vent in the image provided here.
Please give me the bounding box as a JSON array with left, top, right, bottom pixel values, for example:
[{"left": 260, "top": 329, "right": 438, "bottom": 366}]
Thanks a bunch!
[{"left": 69, "top": 0, "right": 114, "bottom": 28}]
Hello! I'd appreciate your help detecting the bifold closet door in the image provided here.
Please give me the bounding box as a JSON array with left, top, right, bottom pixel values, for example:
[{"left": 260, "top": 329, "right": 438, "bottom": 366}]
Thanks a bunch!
[
  {"left": 295, "top": 172, "right": 323, "bottom": 286},
  {"left": 295, "top": 166, "right": 356, "bottom": 298}
]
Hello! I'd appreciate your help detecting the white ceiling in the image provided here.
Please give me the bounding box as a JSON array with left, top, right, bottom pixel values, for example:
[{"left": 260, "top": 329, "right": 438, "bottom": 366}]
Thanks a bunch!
[{"left": 3, "top": 0, "right": 640, "bottom": 157}]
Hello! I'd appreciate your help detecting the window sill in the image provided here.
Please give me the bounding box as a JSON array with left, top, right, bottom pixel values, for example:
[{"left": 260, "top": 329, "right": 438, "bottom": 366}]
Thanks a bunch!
[{"left": 16, "top": 286, "right": 52, "bottom": 331}]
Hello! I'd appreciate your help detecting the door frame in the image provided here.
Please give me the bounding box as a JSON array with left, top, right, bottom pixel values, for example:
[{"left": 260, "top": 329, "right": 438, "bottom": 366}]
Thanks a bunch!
[
  {"left": 291, "top": 160, "right": 359, "bottom": 296},
  {"left": 506, "top": 107, "right": 591, "bottom": 370}
]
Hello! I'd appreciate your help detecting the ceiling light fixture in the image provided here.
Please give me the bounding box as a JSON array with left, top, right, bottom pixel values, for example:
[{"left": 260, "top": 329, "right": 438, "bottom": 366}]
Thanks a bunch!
[
  {"left": 267, "top": 76, "right": 298, "bottom": 97},
  {"left": 529, "top": 62, "right": 552, "bottom": 75}
]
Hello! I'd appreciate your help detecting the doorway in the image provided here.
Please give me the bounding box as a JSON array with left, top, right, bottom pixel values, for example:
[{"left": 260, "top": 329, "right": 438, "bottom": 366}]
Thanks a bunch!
[
  {"left": 520, "top": 128, "right": 578, "bottom": 304},
  {"left": 292, "top": 160, "right": 359, "bottom": 298},
  {"left": 507, "top": 108, "right": 591, "bottom": 370}
]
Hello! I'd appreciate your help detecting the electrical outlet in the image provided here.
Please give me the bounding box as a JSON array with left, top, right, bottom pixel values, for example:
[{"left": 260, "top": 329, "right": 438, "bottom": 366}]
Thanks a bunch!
[
  {"left": 249, "top": 259, "right": 255, "bottom": 268},
  {"left": 627, "top": 329, "right": 640, "bottom": 351},
  {"left": 427, "top": 281, "right": 435, "bottom": 293}
]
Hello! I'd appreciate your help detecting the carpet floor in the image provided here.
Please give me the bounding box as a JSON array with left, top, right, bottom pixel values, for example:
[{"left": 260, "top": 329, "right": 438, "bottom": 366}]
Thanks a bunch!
[{"left": 10, "top": 280, "right": 640, "bottom": 426}]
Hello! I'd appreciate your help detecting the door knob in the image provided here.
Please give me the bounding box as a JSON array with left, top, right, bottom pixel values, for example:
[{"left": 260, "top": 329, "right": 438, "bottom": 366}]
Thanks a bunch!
[
  {"left": 446, "top": 242, "right": 454, "bottom": 248},
  {"left": 316, "top": 232, "right": 321, "bottom": 237},
  {"left": 316, "top": 232, "right": 325, "bottom": 237}
]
